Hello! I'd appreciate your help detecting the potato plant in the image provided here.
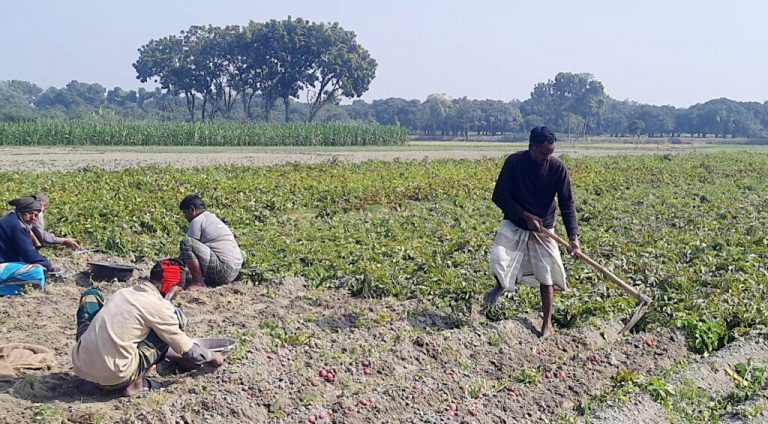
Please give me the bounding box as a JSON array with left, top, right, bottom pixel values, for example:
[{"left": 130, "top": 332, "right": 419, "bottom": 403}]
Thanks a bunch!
[{"left": 2, "top": 152, "right": 767, "bottom": 353}]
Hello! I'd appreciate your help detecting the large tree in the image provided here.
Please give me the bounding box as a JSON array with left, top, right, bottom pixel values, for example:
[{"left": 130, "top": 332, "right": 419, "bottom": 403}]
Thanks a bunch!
[
  {"left": 36, "top": 80, "right": 105, "bottom": 113},
  {"left": 260, "top": 17, "right": 317, "bottom": 122},
  {"left": 521, "top": 72, "right": 607, "bottom": 136},
  {"left": 133, "top": 34, "right": 200, "bottom": 121},
  {"left": 305, "top": 22, "right": 377, "bottom": 122},
  {"left": 0, "top": 80, "right": 42, "bottom": 121}
]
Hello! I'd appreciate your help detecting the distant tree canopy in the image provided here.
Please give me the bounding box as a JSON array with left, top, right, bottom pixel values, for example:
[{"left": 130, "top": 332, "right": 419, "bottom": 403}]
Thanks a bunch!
[
  {"left": 2, "top": 58, "right": 768, "bottom": 138},
  {"left": 132, "top": 18, "right": 377, "bottom": 123}
]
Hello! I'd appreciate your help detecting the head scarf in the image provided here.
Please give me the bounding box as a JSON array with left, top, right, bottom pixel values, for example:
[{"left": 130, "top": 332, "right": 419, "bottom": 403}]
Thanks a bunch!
[{"left": 8, "top": 196, "right": 43, "bottom": 213}]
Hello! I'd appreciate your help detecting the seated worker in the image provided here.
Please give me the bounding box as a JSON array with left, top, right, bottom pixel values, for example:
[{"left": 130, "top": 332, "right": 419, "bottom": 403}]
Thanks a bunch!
[
  {"left": 0, "top": 196, "right": 59, "bottom": 295},
  {"left": 72, "top": 261, "right": 225, "bottom": 396},
  {"left": 30, "top": 193, "right": 81, "bottom": 250},
  {"left": 178, "top": 194, "right": 243, "bottom": 291}
]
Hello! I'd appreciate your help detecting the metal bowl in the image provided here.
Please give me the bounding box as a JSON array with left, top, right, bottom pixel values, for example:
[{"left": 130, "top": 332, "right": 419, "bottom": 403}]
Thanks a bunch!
[
  {"left": 191, "top": 338, "right": 238, "bottom": 353},
  {"left": 88, "top": 262, "right": 135, "bottom": 282}
]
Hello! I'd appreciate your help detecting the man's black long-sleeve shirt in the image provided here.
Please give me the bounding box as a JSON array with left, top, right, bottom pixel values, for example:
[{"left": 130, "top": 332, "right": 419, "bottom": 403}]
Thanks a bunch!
[{"left": 492, "top": 150, "right": 579, "bottom": 238}]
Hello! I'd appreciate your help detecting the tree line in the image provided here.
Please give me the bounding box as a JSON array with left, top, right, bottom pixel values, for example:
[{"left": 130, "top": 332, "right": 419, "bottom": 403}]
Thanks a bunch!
[{"left": 0, "top": 15, "right": 767, "bottom": 139}]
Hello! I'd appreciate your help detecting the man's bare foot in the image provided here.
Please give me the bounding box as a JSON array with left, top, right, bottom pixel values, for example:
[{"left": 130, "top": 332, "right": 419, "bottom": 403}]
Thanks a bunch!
[
  {"left": 539, "top": 325, "right": 553, "bottom": 339},
  {"left": 122, "top": 378, "right": 159, "bottom": 397},
  {"left": 483, "top": 284, "right": 505, "bottom": 306}
]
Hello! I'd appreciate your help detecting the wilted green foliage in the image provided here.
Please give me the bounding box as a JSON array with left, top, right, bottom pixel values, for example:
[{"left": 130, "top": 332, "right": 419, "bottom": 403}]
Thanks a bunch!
[
  {"left": 2, "top": 153, "right": 767, "bottom": 352},
  {"left": 0, "top": 121, "right": 408, "bottom": 146}
]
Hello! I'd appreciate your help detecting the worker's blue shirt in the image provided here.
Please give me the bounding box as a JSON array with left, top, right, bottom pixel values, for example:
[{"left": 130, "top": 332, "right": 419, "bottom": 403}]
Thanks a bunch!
[{"left": 0, "top": 212, "right": 53, "bottom": 270}]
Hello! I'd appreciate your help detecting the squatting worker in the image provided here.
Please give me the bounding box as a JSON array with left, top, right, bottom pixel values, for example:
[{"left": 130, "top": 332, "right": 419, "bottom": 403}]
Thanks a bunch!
[
  {"left": 0, "top": 196, "right": 60, "bottom": 295},
  {"left": 484, "top": 126, "right": 581, "bottom": 338},
  {"left": 178, "top": 194, "right": 243, "bottom": 291},
  {"left": 72, "top": 261, "right": 225, "bottom": 396}
]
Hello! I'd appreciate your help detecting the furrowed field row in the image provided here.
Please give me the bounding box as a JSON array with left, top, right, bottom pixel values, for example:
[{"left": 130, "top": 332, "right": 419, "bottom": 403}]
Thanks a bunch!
[
  {"left": 2, "top": 153, "right": 767, "bottom": 352},
  {"left": 0, "top": 121, "right": 409, "bottom": 146}
]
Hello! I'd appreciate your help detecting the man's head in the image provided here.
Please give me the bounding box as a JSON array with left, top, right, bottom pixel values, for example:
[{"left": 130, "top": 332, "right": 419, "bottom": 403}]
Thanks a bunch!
[
  {"left": 33, "top": 193, "right": 50, "bottom": 211},
  {"left": 179, "top": 194, "right": 206, "bottom": 223},
  {"left": 528, "top": 126, "right": 557, "bottom": 165},
  {"left": 8, "top": 196, "right": 43, "bottom": 224},
  {"left": 149, "top": 259, "right": 185, "bottom": 299}
]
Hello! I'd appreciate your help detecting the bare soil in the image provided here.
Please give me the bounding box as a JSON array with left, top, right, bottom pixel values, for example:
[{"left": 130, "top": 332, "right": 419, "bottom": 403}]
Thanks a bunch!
[
  {"left": 0, "top": 144, "right": 706, "bottom": 172},
  {"left": 588, "top": 337, "right": 768, "bottom": 424},
  {"left": 0, "top": 250, "right": 695, "bottom": 424},
  {"left": 0, "top": 147, "right": 513, "bottom": 171}
]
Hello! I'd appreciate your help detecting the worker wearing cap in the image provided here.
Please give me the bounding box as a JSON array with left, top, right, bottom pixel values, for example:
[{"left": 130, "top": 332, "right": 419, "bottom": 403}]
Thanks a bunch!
[{"left": 0, "top": 196, "right": 59, "bottom": 295}]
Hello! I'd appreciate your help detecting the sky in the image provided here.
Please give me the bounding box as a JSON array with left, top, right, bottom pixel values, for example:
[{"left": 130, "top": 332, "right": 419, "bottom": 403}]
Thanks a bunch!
[{"left": 1, "top": 0, "right": 767, "bottom": 108}]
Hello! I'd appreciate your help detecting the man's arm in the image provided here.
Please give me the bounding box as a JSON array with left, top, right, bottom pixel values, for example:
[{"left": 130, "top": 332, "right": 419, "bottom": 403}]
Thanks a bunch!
[
  {"left": 556, "top": 166, "right": 581, "bottom": 252},
  {"left": 492, "top": 157, "right": 544, "bottom": 231},
  {"left": 149, "top": 301, "right": 223, "bottom": 367},
  {"left": 14, "top": 224, "right": 53, "bottom": 270},
  {"left": 31, "top": 221, "right": 65, "bottom": 246},
  {"left": 180, "top": 343, "right": 224, "bottom": 367},
  {"left": 491, "top": 158, "right": 525, "bottom": 220},
  {"left": 186, "top": 216, "right": 203, "bottom": 240}
]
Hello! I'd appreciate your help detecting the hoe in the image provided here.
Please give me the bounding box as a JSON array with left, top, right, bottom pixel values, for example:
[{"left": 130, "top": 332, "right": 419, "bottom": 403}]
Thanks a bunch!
[{"left": 546, "top": 232, "right": 652, "bottom": 334}]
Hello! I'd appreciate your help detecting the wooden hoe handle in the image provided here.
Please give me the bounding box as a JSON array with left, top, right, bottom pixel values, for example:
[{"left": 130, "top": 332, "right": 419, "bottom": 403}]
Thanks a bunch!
[{"left": 544, "top": 231, "right": 652, "bottom": 305}]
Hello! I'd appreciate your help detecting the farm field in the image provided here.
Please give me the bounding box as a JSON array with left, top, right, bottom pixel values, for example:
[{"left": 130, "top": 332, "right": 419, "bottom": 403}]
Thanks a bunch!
[
  {"left": 2, "top": 141, "right": 766, "bottom": 171},
  {"left": 1, "top": 150, "right": 767, "bottom": 423}
]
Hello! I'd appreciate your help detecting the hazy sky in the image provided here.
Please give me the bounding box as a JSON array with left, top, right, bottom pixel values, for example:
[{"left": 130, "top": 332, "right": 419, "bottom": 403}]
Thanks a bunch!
[{"left": 2, "top": 0, "right": 766, "bottom": 107}]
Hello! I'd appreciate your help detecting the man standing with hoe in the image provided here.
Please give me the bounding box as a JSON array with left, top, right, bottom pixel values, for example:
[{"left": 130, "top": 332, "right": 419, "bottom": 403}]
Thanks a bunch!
[{"left": 484, "top": 126, "right": 581, "bottom": 338}]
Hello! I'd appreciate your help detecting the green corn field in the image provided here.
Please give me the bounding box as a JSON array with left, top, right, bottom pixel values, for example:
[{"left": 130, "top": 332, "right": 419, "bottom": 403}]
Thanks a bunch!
[{"left": 0, "top": 121, "right": 409, "bottom": 147}]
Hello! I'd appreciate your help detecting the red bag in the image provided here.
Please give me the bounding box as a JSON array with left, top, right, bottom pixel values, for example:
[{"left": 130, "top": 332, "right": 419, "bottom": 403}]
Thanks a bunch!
[{"left": 153, "top": 258, "right": 189, "bottom": 296}]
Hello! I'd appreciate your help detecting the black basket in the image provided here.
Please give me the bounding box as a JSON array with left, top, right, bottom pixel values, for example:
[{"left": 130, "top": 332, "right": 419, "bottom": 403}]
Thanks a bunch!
[{"left": 88, "top": 262, "right": 135, "bottom": 282}]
